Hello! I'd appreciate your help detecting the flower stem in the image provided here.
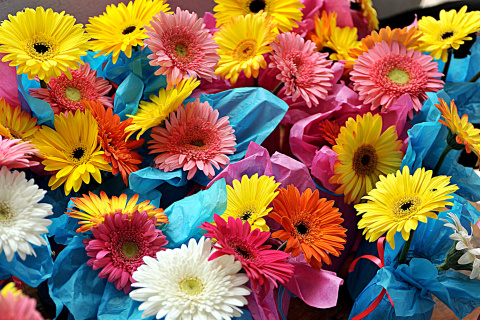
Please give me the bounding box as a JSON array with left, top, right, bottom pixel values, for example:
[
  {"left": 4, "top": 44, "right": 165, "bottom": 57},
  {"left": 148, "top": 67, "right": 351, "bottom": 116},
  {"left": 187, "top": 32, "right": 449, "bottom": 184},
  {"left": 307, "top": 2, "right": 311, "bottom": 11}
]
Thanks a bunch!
[
  {"left": 433, "top": 144, "right": 453, "bottom": 176},
  {"left": 253, "top": 77, "right": 259, "bottom": 87},
  {"left": 399, "top": 230, "right": 415, "bottom": 265},
  {"left": 272, "top": 81, "right": 284, "bottom": 96},
  {"left": 469, "top": 70, "right": 480, "bottom": 82},
  {"left": 39, "top": 79, "right": 48, "bottom": 89},
  {"left": 277, "top": 241, "right": 287, "bottom": 251},
  {"left": 441, "top": 49, "right": 453, "bottom": 82}
]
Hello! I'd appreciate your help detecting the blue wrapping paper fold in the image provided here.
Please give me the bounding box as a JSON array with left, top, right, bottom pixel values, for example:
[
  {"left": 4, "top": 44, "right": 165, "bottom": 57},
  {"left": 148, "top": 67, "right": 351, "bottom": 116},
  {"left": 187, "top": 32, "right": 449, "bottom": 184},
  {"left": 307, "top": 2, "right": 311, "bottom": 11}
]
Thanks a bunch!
[{"left": 436, "top": 35, "right": 480, "bottom": 83}]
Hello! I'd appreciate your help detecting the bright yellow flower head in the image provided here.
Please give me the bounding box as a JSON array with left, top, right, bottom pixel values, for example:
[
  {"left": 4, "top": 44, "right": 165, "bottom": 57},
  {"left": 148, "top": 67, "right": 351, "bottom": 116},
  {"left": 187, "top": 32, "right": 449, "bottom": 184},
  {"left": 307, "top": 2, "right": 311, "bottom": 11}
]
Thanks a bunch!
[
  {"left": 435, "top": 98, "right": 480, "bottom": 157},
  {"left": 356, "top": 166, "right": 458, "bottom": 249},
  {"left": 325, "top": 24, "right": 361, "bottom": 71},
  {"left": 355, "top": 0, "right": 379, "bottom": 31},
  {"left": 0, "top": 98, "right": 39, "bottom": 141},
  {"left": 125, "top": 77, "right": 200, "bottom": 140},
  {"left": 213, "top": 0, "right": 304, "bottom": 33},
  {"left": 0, "top": 283, "right": 22, "bottom": 298},
  {"left": 214, "top": 12, "right": 277, "bottom": 85},
  {"left": 329, "top": 113, "right": 403, "bottom": 204},
  {"left": 86, "top": 0, "right": 171, "bottom": 64},
  {"left": 308, "top": 11, "right": 337, "bottom": 52},
  {"left": 0, "top": 7, "right": 90, "bottom": 82},
  {"left": 221, "top": 174, "right": 280, "bottom": 232},
  {"left": 67, "top": 191, "right": 168, "bottom": 232},
  {"left": 418, "top": 6, "right": 480, "bottom": 62},
  {"left": 33, "top": 110, "right": 112, "bottom": 195}
]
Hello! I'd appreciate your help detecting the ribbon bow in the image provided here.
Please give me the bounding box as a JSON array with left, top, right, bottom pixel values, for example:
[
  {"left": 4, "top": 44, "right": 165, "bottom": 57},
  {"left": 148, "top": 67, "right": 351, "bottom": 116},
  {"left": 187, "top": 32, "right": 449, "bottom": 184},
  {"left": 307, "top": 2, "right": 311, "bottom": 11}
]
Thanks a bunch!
[{"left": 348, "top": 237, "right": 395, "bottom": 320}]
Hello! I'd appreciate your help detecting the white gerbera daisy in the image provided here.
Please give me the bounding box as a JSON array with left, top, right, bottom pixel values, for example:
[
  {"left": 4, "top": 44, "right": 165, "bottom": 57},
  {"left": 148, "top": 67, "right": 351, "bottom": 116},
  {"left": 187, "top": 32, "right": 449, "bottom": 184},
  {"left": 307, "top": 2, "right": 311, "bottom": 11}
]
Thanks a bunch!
[
  {"left": 130, "top": 237, "right": 250, "bottom": 320},
  {"left": 0, "top": 167, "right": 52, "bottom": 261}
]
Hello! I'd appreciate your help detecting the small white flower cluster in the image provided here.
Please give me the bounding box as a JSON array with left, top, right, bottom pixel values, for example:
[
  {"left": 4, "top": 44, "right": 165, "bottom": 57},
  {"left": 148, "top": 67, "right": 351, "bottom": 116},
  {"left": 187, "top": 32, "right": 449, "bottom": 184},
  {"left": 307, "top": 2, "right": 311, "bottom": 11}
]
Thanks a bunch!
[{"left": 441, "top": 212, "right": 480, "bottom": 279}]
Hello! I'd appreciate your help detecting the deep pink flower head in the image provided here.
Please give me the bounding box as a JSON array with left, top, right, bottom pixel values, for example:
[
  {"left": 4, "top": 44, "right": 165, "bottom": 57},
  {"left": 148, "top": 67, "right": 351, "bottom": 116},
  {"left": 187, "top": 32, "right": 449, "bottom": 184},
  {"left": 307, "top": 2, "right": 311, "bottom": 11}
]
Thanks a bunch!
[
  {"left": 146, "top": 8, "right": 220, "bottom": 90},
  {"left": 0, "top": 136, "right": 38, "bottom": 169},
  {"left": 0, "top": 284, "right": 44, "bottom": 320},
  {"left": 148, "top": 99, "right": 236, "bottom": 180},
  {"left": 29, "top": 63, "right": 112, "bottom": 115},
  {"left": 350, "top": 41, "right": 444, "bottom": 118},
  {"left": 83, "top": 210, "right": 168, "bottom": 293},
  {"left": 200, "top": 214, "right": 294, "bottom": 290},
  {"left": 269, "top": 32, "right": 334, "bottom": 108}
]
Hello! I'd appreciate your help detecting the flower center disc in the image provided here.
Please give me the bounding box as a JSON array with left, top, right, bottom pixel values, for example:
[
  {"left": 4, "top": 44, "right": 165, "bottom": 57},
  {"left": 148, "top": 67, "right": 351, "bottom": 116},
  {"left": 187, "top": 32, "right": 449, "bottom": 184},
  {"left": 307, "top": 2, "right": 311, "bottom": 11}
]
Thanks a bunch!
[
  {"left": 189, "top": 139, "right": 205, "bottom": 147},
  {"left": 388, "top": 68, "right": 409, "bottom": 84},
  {"left": 249, "top": 0, "right": 266, "bottom": 13},
  {"left": 441, "top": 31, "right": 454, "bottom": 40},
  {"left": 65, "top": 87, "right": 82, "bottom": 101},
  {"left": 121, "top": 242, "right": 139, "bottom": 259},
  {"left": 234, "top": 40, "right": 257, "bottom": 61},
  {"left": 353, "top": 145, "right": 377, "bottom": 175},
  {"left": 122, "top": 26, "right": 136, "bottom": 35},
  {"left": 0, "top": 202, "right": 11, "bottom": 221},
  {"left": 72, "top": 147, "right": 86, "bottom": 160},
  {"left": 392, "top": 196, "right": 422, "bottom": 219},
  {"left": 295, "top": 222, "right": 309, "bottom": 235},
  {"left": 239, "top": 206, "right": 256, "bottom": 221},
  {"left": 175, "top": 43, "right": 188, "bottom": 57},
  {"left": 180, "top": 278, "right": 203, "bottom": 295}
]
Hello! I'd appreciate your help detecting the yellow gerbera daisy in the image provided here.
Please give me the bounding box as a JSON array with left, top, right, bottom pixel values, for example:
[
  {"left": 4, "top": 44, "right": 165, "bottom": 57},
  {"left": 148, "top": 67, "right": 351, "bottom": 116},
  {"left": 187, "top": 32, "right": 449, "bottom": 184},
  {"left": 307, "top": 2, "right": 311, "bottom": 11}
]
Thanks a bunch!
[
  {"left": 435, "top": 98, "right": 480, "bottom": 157},
  {"left": 353, "top": 0, "right": 379, "bottom": 31},
  {"left": 1, "top": 283, "right": 22, "bottom": 298},
  {"left": 213, "top": 0, "right": 304, "bottom": 33},
  {"left": 308, "top": 11, "right": 337, "bottom": 51},
  {"left": 0, "top": 7, "right": 89, "bottom": 82},
  {"left": 86, "top": 0, "right": 171, "bottom": 64},
  {"left": 66, "top": 191, "right": 168, "bottom": 232},
  {"left": 33, "top": 110, "right": 112, "bottom": 195},
  {"left": 0, "top": 98, "right": 39, "bottom": 140},
  {"left": 329, "top": 113, "right": 403, "bottom": 204},
  {"left": 418, "top": 6, "right": 480, "bottom": 62},
  {"left": 355, "top": 166, "right": 458, "bottom": 249},
  {"left": 125, "top": 77, "right": 200, "bottom": 140},
  {"left": 221, "top": 174, "right": 280, "bottom": 232},
  {"left": 214, "top": 12, "right": 277, "bottom": 85},
  {"left": 325, "top": 24, "right": 361, "bottom": 71}
]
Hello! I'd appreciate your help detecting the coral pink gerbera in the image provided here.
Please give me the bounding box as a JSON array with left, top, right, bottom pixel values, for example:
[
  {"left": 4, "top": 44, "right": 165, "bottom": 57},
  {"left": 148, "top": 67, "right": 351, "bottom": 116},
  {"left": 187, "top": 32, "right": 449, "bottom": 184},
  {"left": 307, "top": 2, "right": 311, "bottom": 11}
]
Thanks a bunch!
[
  {"left": 0, "top": 283, "right": 44, "bottom": 320},
  {"left": 148, "top": 99, "right": 236, "bottom": 180},
  {"left": 29, "top": 63, "right": 113, "bottom": 115},
  {"left": 350, "top": 41, "right": 444, "bottom": 118},
  {"left": 146, "top": 8, "right": 219, "bottom": 90},
  {"left": 83, "top": 210, "right": 168, "bottom": 293},
  {"left": 0, "top": 136, "right": 38, "bottom": 169},
  {"left": 269, "top": 32, "right": 334, "bottom": 108},
  {"left": 200, "top": 214, "right": 294, "bottom": 289}
]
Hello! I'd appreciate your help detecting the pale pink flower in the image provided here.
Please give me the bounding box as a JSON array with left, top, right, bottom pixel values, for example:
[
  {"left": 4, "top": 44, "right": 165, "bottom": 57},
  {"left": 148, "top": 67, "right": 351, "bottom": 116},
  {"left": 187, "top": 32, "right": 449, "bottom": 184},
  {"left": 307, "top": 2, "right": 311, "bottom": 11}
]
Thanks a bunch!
[
  {"left": 0, "top": 285, "right": 44, "bottom": 320},
  {"left": 29, "top": 63, "right": 112, "bottom": 115},
  {"left": 269, "top": 32, "right": 334, "bottom": 108},
  {"left": 146, "top": 8, "right": 220, "bottom": 90},
  {"left": 83, "top": 211, "right": 168, "bottom": 293},
  {"left": 0, "top": 136, "right": 38, "bottom": 169},
  {"left": 350, "top": 41, "right": 443, "bottom": 118},
  {"left": 148, "top": 99, "right": 236, "bottom": 180}
]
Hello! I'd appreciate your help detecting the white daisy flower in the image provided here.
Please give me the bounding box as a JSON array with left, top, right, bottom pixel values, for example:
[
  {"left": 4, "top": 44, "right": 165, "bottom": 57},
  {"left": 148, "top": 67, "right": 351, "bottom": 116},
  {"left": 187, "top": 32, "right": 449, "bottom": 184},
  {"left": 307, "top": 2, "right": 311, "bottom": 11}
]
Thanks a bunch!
[
  {"left": 130, "top": 237, "right": 250, "bottom": 320},
  {"left": 0, "top": 167, "right": 52, "bottom": 261}
]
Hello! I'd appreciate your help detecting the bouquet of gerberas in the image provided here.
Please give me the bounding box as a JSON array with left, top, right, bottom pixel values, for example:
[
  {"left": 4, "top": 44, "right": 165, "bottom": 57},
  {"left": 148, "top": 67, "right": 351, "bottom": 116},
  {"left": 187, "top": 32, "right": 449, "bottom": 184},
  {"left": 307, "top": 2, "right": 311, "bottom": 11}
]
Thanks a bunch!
[{"left": 2, "top": 0, "right": 480, "bottom": 319}]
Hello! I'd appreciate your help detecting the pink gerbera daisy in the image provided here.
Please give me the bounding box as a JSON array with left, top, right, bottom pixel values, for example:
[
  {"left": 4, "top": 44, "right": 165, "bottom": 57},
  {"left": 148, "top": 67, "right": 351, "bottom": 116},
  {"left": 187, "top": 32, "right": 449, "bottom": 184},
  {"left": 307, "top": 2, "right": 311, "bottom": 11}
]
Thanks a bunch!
[
  {"left": 200, "top": 214, "right": 294, "bottom": 289},
  {"left": 0, "top": 136, "right": 38, "bottom": 169},
  {"left": 269, "top": 32, "right": 334, "bottom": 108},
  {"left": 350, "top": 41, "right": 444, "bottom": 118},
  {"left": 83, "top": 210, "right": 168, "bottom": 293},
  {"left": 148, "top": 99, "right": 236, "bottom": 180},
  {"left": 29, "top": 63, "right": 112, "bottom": 115},
  {"left": 0, "top": 283, "right": 44, "bottom": 320},
  {"left": 146, "top": 8, "right": 220, "bottom": 90}
]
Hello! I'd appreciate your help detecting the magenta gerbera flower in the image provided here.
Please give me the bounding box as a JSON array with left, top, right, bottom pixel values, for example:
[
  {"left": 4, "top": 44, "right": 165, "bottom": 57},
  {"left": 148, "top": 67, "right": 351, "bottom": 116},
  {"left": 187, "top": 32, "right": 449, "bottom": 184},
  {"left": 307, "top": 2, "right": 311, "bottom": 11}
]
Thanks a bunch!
[
  {"left": 269, "top": 32, "right": 334, "bottom": 108},
  {"left": 146, "top": 8, "right": 220, "bottom": 90},
  {"left": 29, "top": 63, "right": 112, "bottom": 115},
  {"left": 350, "top": 41, "right": 444, "bottom": 118},
  {"left": 0, "top": 136, "right": 38, "bottom": 169},
  {"left": 148, "top": 99, "right": 236, "bottom": 180},
  {"left": 0, "top": 283, "right": 44, "bottom": 320},
  {"left": 200, "top": 214, "right": 294, "bottom": 289},
  {"left": 83, "top": 210, "right": 168, "bottom": 293}
]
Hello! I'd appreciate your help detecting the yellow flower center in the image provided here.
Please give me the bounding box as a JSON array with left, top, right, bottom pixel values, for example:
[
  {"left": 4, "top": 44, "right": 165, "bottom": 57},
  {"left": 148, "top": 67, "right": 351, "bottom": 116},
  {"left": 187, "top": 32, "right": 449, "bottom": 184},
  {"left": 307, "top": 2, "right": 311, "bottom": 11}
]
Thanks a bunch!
[
  {"left": 248, "top": 0, "right": 267, "bottom": 13},
  {"left": 239, "top": 205, "right": 256, "bottom": 221},
  {"left": 234, "top": 40, "right": 257, "bottom": 61},
  {"left": 392, "top": 196, "right": 421, "bottom": 219},
  {"left": 388, "top": 69, "right": 409, "bottom": 84},
  {"left": 180, "top": 278, "right": 203, "bottom": 295},
  {"left": 122, "top": 26, "right": 137, "bottom": 35},
  {"left": 353, "top": 145, "right": 377, "bottom": 175},
  {"left": 65, "top": 87, "right": 82, "bottom": 102},
  {"left": 0, "top": 202, "right": 11, "bottom": 221},
  {"left": 121, "top": 242, "right": 138, "bottom": 258},
  {"left": 27, "top": 35, "right": 58, "bottom": 61}
]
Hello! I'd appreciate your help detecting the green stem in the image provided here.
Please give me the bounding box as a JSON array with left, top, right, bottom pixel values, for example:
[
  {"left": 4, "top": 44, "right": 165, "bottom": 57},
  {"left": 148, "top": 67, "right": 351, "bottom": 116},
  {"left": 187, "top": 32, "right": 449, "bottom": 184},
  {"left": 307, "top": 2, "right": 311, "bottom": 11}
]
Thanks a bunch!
[
  {"left": 469, "top": 70, "right": 480, "bottom": 82},
  {"left": 253, "top": 76, "right": 259, "bottom": 87},
  {"left": 441, "top": 49, "right": 453, "bottom": 82},
  {"left": 272, "top": 81, "right": 284, "bottom": 96},
  {"left": 399, "top": 229, "right": 415, "bottom": 265},
  {"left": 433, "top": 144, "right": 453, "bottom": 176},
  {"left": 277, "top": 241, "right": 287, "bottom": 251},
  {"left": 39, "top": 79, "right": 48, "bottom": 89}
]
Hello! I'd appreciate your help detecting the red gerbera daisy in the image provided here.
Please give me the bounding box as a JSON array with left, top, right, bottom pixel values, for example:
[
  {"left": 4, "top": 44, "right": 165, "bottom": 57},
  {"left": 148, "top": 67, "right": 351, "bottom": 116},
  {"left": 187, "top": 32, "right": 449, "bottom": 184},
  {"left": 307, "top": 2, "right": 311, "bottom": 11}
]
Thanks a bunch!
[
  {"left": 83, "top": 210, "right": 168, "bottom": 293},
  {"left": 200, "top": 214, "right": 294, "bottom": 289}
]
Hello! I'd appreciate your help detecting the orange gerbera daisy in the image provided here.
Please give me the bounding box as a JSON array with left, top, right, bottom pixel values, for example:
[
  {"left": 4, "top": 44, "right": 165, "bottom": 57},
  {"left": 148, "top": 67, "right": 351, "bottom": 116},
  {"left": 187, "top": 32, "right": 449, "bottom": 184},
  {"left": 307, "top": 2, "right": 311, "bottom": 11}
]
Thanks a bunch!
[
  {"left": 0, "top": 98, "right": 39, "bottom": 140},
  {"left": 308, "top": 11, "right": 337, "bottom": 51},
  {"left": 67, "top": 191, "right": 168, "bottom": 232},
  {"left": 83, "top": 100, "right": 144, "bottom": 185},
  {"left": 318, "top": 119, "right": 341, "bottom": 146},
  {"left": 269, "top": 185, "right": 347, "bottom": 268},
  {"left": 349, "top": 26, "right": 422, "bottom": 62}
]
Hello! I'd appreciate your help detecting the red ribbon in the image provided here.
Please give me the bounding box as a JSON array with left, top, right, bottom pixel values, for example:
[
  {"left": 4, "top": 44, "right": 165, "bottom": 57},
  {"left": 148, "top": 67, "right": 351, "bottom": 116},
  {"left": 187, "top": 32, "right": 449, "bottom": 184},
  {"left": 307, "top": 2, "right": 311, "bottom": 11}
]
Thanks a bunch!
[{"left": 348, "top": 237, "right": 395, "bottom": 320}]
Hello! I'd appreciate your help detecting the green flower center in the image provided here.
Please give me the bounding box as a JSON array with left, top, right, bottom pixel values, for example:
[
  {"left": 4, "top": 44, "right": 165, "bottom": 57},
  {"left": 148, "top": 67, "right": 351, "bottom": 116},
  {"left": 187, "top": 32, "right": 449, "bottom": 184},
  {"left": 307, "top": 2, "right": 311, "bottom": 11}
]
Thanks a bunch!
[
  {"left": 180, "top": 278, "right": 203, "bottom": 295},
  {"left": 0, "top": 202, "right": 11, "bottom": 221},
  {"left": 388, "top": 69, "right": 409, "bottom": 84},
  {"left": 175, "top": 44, "right": 187, "bottom": 57},
  {"left": 65, "top": 87, "right": 82, "bottom": 102},
  {"left": 121, "top": 242, "right": 138, "bottom": 259}
]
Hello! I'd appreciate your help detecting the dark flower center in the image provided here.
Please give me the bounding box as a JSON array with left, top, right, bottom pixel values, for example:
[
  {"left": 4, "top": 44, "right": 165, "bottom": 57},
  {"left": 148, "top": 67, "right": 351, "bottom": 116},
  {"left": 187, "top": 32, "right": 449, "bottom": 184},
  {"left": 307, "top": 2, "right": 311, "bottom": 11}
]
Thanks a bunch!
[
  {"left": 189, "top": 139, "right": 205, "bottom": 147},
  {"left": 441, "top": 31, "right": 454, "bottom": 40},
  {"left": 72, "top": 147, "right": 85, "bottom": 160},
  {"left": 295, "top": 222, "right": 309, "bottom": 235},
  {"left": 249, "top": 0, "right": 266, "bottom": 13},
  {"left": 400, "top": 201, "right": 414, "bottom": 211},
  {"left": 34, "top": 43, "right": 50, "bottom": 54},
  {"left": 122, "top": 26, "right": 136, "bottom": 35},
  {"left": 353, "top": 145, "right": 377, "bottom": 175}
]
